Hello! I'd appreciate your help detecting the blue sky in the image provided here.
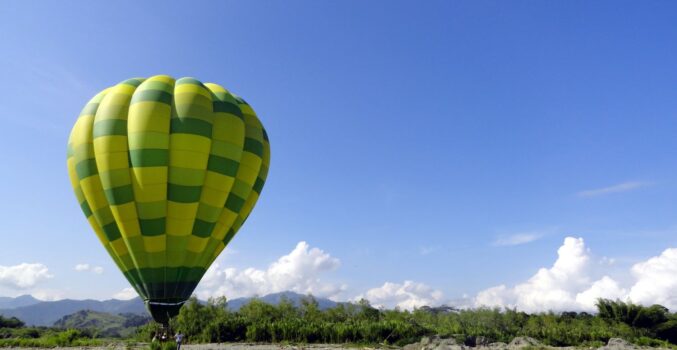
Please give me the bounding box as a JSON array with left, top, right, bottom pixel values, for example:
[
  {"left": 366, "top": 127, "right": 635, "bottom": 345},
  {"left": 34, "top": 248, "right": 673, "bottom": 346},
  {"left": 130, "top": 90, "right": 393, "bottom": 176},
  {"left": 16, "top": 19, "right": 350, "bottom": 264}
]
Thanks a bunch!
[{"left": 0, "top": 1, "right": 676, "bottom": 311}]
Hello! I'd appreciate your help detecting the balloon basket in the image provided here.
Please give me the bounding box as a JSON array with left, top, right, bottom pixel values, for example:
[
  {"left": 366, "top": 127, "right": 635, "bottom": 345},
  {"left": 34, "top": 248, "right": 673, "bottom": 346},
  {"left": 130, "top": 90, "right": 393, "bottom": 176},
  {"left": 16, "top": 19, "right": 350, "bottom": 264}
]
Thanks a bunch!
[{"left": 153, "top": 324, "right": 173, "bottom": 343}]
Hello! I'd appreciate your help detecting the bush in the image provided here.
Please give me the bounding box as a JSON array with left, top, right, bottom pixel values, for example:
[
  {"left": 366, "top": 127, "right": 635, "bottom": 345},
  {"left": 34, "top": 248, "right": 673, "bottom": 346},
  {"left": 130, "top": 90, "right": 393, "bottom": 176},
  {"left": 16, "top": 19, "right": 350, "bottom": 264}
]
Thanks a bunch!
[
  {"left": 0, "top": 328, "right": 101, "bottom": 348},
  {"left": 655, "top": 319, "right": 677, "bottom": 344},
  {"left": 149, "top": 339, "right": 162, "bottom": 350},
  {"left": 14, "top": 327, "right": 41, "bottom": 339},
  {"left": 0, "top": 315, "right": 24, "bottom": 328}
]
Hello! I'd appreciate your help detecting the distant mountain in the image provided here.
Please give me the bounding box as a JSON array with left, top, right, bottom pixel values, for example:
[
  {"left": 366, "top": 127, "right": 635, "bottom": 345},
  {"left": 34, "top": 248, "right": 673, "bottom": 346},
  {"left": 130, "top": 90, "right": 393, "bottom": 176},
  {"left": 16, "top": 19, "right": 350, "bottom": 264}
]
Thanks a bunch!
[
  {"left": 227, "top": 291, "right": 338, "bottom": 311},
  {"left": 54, "top": 310, "right": 150, "bottom": 338},
  {"left": 0, "top": 292, "right": 338, "bottom": 326},
  {"left": 0, "top": 297, "right": 145, "bottom": 326},
  {"left": 0, "top": 295, "right": 40, "bottom": 309}
]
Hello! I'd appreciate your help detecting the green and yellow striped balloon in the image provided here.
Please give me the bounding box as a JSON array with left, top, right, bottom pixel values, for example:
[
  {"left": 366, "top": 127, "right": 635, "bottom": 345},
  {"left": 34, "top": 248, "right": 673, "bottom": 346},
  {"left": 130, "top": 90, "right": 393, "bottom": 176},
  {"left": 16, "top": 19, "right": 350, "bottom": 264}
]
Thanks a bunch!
[{"left": 66, "top": 75, "right": 270, "bottom": 325}]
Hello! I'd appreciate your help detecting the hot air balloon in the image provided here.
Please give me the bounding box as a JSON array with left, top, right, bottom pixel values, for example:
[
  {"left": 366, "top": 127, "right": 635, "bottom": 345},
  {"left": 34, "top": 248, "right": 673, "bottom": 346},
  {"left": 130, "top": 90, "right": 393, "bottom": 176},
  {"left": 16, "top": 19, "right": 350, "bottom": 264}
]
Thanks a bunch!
[{"left": 66, "top": 75, "right": 270, "bottom": 327}]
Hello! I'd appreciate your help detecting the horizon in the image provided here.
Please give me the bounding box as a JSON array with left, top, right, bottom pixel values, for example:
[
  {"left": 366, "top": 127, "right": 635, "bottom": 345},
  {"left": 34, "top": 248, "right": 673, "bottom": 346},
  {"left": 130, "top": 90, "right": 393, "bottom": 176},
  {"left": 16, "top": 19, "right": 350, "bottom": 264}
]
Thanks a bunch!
[
  {"left": 0, "top": 290, "right": 650, "bottom": 315},
  {"left": 1, "top": 1, "right": 676, "bottom": 313}
]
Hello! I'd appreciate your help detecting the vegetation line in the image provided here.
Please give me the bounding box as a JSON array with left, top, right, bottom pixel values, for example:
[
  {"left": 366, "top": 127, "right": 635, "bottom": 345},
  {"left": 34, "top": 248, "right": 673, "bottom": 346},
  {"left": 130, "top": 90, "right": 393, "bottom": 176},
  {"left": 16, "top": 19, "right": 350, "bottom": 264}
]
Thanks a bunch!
[{"left": 1, "top": 298, "right": 676, "bottom": 348}]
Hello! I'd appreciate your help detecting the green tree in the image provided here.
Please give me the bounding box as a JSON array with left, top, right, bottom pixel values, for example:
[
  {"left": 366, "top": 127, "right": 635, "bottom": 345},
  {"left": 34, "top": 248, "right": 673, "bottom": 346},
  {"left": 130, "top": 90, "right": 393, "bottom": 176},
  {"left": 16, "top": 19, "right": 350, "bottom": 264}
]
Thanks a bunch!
[{"left": 0, "top": 315, "right": 25, "bottom": 328}]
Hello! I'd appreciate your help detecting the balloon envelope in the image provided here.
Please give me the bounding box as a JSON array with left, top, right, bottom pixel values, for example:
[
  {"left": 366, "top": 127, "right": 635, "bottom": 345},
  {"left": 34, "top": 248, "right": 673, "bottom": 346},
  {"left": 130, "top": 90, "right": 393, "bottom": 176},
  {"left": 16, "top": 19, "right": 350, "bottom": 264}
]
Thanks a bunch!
[{"left": 66, "top": 76, "right": 270, "bottom": 324}]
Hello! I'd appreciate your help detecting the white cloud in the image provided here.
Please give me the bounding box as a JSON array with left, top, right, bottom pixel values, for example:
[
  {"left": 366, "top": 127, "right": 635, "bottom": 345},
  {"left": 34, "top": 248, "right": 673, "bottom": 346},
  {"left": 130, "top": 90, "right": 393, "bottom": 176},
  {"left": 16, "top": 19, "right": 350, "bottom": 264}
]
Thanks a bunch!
[
  {"left": 575, "top": 276, "right": 628, "bottom": 311},
  {"left": 476, "top": 237, "right": 596, "bottom": 311},
  {"left": 197, "top": 241, "right": 344, "bottom": 300},
  {"left": 31, "top": 289, "right": 65, "bottom": 301},
  {"left": 474, "top": 237, "right": 677, "bottom": 312},
  {"left": 74, "top": 263, "right": 104, "bottom": 274},
  {"left": 475, "top": 285, "right": 515, "bottom": 308},
  {"left": 493, "top": 232, "right": 544, "bottom": 246},
  {"left": 0, "top": 263, "right": 53, "bottom": 289},
  {"left": 627, "top": 248, "right": 677, "bottom": 309},
  {"left": 478, "top": 237, "right": 592, "bottom": 312},
  {"left": 113, "top": 287, "right": 138, "bottom": 300},
  {"left": 577, "top": 181, "right": 650, "bottom": 197},
  {"left": 356, "top": 281, "right": 444, "bottom": 310}
]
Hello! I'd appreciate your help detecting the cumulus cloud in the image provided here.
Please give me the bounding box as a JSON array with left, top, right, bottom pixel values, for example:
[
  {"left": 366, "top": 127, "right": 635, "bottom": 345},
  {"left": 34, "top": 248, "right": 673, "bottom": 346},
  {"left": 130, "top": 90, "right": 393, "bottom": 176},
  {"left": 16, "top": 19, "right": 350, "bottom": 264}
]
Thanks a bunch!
[
  {"left": 627, "top": 248, "right": 677, "bottom": 309},
  {"left": 74, "top": 264, "right": 104, "bottom": 274},
  {"left": 577, "top": 181, "right": 650, "bottom": 197},
  {"left": 575, "top": 276, "right": 627, "bottom": 311},
  {"left": 113, "top": 287, "right": 138, "bottom": 300},
  {"left": 477, "top": 237, "right": 592, "bottom": 312},
  {"left": 356, "top": 281, "right": 445, "bottom": 310},
  {"left": 196, "top": 241, "right": 344, "bottom": 300},
  {"left": 474, "top": 237, "right": 677, "bottom": 312},
  {"left": 0, "top": 263, "right": 53, "bottom": 289}
]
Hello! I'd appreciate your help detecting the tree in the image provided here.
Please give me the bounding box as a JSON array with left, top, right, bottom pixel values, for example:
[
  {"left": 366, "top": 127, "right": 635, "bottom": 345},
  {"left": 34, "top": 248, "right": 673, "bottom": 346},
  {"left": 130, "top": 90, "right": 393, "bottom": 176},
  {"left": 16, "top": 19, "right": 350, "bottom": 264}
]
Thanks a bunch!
[
  {"left": 175, "top": 297, "right": 210, "bottom": 341},
  {"left": 596, "top": 299, "right": 669, "bottom": 329},
  {"left": 299, "top": 295, "right": 322, "bottom": 322},
  {"left": 356, "top": 298, "right": 380, "bottom": 321},
  {"left": 238, "top": 299, "right": 279, "bottom": 323},
  {"left": 0, "top": 315, "right": 24, "bottom": 328},
  {"left": 634, "top": 305, "right": 669, "bottom": 328}
]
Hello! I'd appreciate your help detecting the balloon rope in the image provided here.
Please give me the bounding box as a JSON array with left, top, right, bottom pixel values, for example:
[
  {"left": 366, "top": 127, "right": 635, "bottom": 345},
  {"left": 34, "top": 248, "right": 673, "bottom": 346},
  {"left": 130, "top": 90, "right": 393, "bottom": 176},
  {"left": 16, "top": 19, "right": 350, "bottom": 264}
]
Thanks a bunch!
[{"left": 147, "top": 300, "right": 187, "bottom": 306}]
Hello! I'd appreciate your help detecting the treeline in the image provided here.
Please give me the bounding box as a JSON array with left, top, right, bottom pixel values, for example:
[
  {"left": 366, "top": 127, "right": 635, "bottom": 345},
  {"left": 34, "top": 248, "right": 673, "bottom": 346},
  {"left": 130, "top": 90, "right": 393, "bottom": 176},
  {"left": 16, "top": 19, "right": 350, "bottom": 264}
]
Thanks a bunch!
[
  {"left": 0, "top": 315, "right": 24, "bottom": 329},
  {"left": 596, "top": 300, "right": 677, "bottom": 344},
  {"left": 0, "top": 328, "right": 101, "bottom": 348},
  {"left": 0, "top": 314, "right": 102, "bottom": 347},
  {"left": 136, "top": 297, "right": 677, "bottom": 347}
]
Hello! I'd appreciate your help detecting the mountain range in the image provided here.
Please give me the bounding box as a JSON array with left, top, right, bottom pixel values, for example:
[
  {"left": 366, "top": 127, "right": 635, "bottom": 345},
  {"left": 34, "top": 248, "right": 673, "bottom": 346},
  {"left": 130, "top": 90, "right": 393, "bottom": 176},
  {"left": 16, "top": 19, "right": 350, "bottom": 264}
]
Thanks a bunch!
[
  {"left": 0, "top": 291, "right": 338, "bottom": 326},
  {"left": 0, "top": 295, "right": 41, "bottom": 309},
  {"left": 53, "top": 310, "right": 150, "bottom": 337}
]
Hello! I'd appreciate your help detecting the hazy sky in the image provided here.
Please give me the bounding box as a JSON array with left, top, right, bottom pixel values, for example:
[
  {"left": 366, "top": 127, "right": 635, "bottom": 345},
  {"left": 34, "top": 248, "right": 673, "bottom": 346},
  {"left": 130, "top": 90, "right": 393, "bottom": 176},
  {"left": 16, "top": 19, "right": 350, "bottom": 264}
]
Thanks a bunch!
[{"left": 0, "top": 1, "right": 676, "bottom": 311}]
